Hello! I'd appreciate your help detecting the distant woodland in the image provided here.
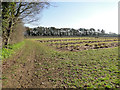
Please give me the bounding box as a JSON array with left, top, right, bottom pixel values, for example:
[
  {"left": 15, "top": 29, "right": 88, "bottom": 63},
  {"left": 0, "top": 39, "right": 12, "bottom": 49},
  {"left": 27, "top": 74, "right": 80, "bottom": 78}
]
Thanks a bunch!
[{"left": 25, "top": 26, "right": 118, "bottom": 37}]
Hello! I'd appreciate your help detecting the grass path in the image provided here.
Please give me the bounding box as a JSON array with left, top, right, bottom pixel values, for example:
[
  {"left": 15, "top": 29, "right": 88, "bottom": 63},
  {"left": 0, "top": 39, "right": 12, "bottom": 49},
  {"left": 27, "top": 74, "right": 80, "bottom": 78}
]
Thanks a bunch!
[
  {"left": 2, "top": 40, "right": 36, "bottom": 88},
  {"left": 2, "top": 39, "right": 119, "bottom": 88}
]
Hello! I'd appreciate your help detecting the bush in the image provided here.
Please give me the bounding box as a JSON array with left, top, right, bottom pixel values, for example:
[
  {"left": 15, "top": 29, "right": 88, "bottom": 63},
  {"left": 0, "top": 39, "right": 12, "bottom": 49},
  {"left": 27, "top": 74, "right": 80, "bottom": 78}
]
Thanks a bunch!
[{"left": 1, "top": 41, "right": 25, "bottom": 60}]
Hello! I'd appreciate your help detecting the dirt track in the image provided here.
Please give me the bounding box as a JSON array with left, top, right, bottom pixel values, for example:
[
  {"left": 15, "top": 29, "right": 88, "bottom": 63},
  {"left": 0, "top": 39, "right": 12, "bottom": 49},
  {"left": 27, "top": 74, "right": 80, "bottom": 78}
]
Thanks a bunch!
[{"left": 2, "top": 40, "right": 54, "bottom": 88}]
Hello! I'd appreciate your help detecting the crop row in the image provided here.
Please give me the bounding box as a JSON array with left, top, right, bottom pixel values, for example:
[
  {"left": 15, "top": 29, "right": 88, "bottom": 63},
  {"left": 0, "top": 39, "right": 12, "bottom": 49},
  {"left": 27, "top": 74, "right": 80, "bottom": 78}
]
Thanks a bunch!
[
  {"left": 48, "top": 39, "right": 118, "bottom": 46},
  {"left": 52, "top": 41, "right": 117, "bottom": 46},
  {"left": 38, "top": 38, "right": 93, "bottom": 43},
  {"left": 37, "top": 38, "right": 118, "bottom": 43},
  {"left": 54, "top": 42, "right": 118, "bottom": 51},
  {"left": 36, "top": 37, "right": 118, "bottom": 51}
]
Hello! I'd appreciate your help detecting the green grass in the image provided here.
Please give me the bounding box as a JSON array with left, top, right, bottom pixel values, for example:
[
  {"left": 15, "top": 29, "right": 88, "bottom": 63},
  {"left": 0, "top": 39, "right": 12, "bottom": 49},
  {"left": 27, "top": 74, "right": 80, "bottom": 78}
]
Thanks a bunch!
[
  {"left": 30, "top": 38, "right": 119, "bottom": 88},
  {"left": 0, "top": 41, "right": 25, "bottom": 60},
  {"left": 2, "top": 37, "right": 119, "bottom": 88}
]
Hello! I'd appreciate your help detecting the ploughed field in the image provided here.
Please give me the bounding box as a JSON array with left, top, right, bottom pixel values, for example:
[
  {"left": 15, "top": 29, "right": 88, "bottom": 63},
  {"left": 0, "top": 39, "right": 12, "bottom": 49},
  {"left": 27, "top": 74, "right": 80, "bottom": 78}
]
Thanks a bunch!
[
  {"left": 2, "top": 37, "right": 119, "bottom": 88},
  {"left": 37, "top": 37, "right": 118, "bottom": 51}
]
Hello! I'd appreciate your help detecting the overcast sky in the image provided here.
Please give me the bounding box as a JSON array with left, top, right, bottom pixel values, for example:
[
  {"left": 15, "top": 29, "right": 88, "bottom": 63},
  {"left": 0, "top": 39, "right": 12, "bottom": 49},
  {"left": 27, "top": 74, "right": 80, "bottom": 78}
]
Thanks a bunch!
[{"left": 24, "top": 0, "right": 119, "bottom": 34}]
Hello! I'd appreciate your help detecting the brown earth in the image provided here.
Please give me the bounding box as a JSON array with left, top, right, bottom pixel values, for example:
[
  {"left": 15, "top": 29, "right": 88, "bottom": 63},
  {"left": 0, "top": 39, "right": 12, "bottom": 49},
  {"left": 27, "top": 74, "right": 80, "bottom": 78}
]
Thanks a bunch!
[
  {"left": 55, "top": 42, "right": 119, "bottom": 52},
  {"left": 37, "top": 38, "right": 118, "bottom": 43},
  {"left": 48, "top": 39, "right": 118, "bottom": 46},
  {"left": 2, "top": 41, "right": 54, "bottom": 88},
  {"left": 37, "top": 38, "right": 92, "bottom": 43}
]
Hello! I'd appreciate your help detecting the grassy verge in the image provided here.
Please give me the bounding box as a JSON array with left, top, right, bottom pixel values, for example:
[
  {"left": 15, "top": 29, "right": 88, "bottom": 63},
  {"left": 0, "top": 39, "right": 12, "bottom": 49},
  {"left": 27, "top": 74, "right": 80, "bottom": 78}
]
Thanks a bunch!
[{"left": 0, "top": 41, "right": 25, "bottom": 60}]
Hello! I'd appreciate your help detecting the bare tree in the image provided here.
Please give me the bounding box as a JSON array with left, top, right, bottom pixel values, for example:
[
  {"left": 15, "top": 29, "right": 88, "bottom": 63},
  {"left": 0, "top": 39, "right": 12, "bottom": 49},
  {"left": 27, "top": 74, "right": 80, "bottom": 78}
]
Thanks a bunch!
[{"left": 2, "top": 1, "right": 50, "bottom": 47}]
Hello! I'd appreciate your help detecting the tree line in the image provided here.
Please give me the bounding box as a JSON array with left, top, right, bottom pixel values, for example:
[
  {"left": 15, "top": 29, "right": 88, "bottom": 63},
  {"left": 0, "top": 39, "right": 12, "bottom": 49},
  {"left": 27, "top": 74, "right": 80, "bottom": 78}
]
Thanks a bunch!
[{"left": 25, "top": 26, "right": 106, "bottom": 37}]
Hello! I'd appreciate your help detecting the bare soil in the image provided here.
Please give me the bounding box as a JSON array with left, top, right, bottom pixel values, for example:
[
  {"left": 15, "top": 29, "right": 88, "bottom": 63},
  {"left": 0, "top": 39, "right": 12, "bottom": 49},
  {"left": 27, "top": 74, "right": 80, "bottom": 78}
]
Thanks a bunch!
[
  {"left": 55, "top": 42, "right": 118, "bottom": 52},
  {"left": 2, "top": 41, "right": 53, "bottom": 88}
]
